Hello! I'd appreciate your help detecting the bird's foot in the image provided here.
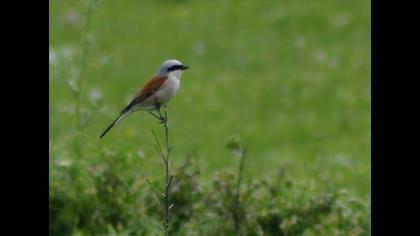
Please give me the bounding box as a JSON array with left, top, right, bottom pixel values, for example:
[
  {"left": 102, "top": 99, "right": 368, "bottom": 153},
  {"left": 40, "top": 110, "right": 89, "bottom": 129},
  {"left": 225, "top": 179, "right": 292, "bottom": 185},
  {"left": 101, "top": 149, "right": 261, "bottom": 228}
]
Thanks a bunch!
[
  {"left": 159, "top": 115, "right": 167, "bottom": 124},
  {"left": 155, "top": 103, "right": 167, "bottom": 124}
]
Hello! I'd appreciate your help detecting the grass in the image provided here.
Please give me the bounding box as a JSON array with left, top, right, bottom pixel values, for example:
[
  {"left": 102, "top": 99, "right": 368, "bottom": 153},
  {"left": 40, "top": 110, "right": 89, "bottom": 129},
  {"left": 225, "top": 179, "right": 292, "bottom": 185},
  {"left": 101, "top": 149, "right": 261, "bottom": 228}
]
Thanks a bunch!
[{"left": 50, "top": 0, "right": 370, "bottom": 235}]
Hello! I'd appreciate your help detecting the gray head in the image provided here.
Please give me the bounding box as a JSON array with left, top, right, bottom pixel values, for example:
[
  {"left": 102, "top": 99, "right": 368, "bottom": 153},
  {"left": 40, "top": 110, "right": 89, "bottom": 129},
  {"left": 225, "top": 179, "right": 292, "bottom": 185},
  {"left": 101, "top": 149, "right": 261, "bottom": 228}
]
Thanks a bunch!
[{"left": 156, "top": 59, "right": 189, "bottom": 76}]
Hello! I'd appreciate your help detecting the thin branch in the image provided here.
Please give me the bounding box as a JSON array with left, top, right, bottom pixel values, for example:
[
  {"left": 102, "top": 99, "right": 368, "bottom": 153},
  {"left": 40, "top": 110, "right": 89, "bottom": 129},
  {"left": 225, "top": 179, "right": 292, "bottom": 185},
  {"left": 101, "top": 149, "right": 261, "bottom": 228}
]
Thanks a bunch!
[
  {"left": 151, "top": 105, "right": 173, "bottom": 236},
  {"left": 151, "top": 129, "right": 164, "bottom": 160},
  {"left": 163, "top": 106, "right": 169, "bottom": 150},
  {"left": 76, "top": 0, "right": 97, "bottom": 128},
  {"left": 167, "top": 175, "right": 174, "bottom": 189},
  {"left": 146, "top": 178, "right": 164, "bottom": 204}
]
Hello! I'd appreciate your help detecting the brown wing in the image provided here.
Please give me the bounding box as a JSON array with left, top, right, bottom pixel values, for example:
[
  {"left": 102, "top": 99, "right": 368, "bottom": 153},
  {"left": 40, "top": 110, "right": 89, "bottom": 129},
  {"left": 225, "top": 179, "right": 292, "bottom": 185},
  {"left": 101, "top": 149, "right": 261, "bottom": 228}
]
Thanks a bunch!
[
  {"left": 137, "top": 75, "right": 168, "bottom": 98},
  {"left": 122, "top": 75, "right": 168, "bottom": 112}
]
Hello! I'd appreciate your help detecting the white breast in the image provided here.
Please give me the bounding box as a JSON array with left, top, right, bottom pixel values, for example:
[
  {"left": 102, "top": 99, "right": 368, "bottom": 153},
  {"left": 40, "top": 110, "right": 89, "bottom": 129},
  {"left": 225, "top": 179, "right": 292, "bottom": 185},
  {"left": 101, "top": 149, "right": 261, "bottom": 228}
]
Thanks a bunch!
[
  {"left": 132, "top": 73, "right": 181, "bottom": 111},
  {"left": 155, "top": 76, "right": 180, "bottom": 104}
]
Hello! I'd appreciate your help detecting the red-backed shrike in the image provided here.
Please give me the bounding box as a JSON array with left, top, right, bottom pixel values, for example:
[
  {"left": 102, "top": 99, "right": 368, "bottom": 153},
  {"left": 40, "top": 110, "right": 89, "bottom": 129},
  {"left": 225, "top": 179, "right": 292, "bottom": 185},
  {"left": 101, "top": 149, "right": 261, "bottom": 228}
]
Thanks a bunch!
[{"left": 99, "top": 59, "right": 189, "bottom": 139}]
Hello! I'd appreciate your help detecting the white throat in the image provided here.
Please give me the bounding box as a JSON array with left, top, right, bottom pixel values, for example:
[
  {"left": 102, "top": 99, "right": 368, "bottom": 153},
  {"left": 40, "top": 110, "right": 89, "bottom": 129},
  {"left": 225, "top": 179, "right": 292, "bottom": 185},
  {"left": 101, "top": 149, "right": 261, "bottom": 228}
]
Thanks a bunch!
[{"left": 168, "top": 70, "right": 183, "bottom": 80}]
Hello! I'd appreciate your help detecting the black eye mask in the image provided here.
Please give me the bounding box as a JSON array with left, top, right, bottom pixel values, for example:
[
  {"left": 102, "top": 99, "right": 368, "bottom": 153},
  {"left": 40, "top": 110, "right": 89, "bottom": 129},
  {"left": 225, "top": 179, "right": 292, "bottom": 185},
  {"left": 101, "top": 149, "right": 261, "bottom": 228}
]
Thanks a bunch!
[{"left": 167, "top": 64, "right": 188, "bottom": 72}]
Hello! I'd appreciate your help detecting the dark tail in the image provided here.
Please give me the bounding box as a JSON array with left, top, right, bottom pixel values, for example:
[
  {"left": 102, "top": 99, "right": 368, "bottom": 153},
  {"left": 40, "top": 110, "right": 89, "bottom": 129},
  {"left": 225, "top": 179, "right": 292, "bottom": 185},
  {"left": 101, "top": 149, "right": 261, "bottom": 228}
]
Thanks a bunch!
[{"left": 99, "top": 110, "right": 129, "bottom": 139}]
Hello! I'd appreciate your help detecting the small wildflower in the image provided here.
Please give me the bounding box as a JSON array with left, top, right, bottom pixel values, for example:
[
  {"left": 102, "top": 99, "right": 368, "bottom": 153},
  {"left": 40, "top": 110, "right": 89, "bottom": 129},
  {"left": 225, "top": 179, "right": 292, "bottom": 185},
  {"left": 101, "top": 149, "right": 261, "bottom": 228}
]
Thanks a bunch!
[
  {"left": 295, "top": 36, "right": 306, "bottom": 48},
  {"left": 89, "top": 88, "right": 102, "bottom": 100},
  {"left": 328, "top": 59, "right": 339, "bottom": 68},
  {"left": 315, "top": 50, "right": 327, "bottom": 63},
  {"left": 65, "top": 9, "right": 81, "bottom": 26},
  {"left": 61, "top": 45, "right": 75, "bottom": 60},
  {"left": 332, "top": 14, "right": 351, "bottom": 28},
  {"left": 49, "top": 48, "right": 57, "bottom": 65},
  {"left": 57, "top": 159, "right": 72, "bottom": 167},
  {"left": 137, "top": 150, "right": 145, "bottom": 159}
]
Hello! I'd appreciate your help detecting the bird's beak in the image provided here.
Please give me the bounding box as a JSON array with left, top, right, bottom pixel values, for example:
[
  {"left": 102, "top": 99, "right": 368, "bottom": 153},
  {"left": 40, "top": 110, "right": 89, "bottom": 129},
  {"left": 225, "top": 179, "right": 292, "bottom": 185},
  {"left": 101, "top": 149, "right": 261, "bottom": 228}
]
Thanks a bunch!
[{"left": 181, "top": 65, "right": 189, "bottom": 70}]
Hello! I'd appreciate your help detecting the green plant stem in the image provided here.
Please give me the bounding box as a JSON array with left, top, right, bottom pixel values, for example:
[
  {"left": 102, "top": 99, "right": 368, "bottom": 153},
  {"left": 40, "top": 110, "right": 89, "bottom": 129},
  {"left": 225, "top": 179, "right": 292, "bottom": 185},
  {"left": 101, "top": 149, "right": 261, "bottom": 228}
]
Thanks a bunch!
[
  {"left": 151, "top": 106, "right": 172, "bottom": 236},
  {"left": 76, "top": 0, "right": 96, "bottom": 128},
  {"left": 233, "top": 147, "right": 246, "bottom": 235},
  {"left": 162, "top": 106, "right": 172, "bottom": 236}
]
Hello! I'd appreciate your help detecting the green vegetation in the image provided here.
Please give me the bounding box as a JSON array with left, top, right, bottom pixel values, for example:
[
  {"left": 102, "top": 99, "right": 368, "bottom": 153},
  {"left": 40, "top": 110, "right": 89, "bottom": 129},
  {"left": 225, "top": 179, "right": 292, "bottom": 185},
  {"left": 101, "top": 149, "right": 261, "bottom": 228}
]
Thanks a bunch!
[{"left": 49, "top": 0, "right": 370, "bottom": 235}]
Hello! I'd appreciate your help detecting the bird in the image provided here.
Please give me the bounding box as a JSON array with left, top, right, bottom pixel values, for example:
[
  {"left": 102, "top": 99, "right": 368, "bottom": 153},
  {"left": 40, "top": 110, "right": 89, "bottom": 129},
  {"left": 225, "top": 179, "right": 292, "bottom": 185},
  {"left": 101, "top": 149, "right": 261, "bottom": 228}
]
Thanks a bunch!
[{"left": 99, "top": 59, "right": 189, "bottom": 139}]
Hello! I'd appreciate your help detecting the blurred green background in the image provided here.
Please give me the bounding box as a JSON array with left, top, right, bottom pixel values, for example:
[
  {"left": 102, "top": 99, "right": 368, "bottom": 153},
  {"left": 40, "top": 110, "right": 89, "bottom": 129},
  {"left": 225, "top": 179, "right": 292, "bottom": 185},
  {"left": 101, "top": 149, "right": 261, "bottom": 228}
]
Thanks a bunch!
[{"left": 50, "top": 0, "right": 370, "bottom": 234}]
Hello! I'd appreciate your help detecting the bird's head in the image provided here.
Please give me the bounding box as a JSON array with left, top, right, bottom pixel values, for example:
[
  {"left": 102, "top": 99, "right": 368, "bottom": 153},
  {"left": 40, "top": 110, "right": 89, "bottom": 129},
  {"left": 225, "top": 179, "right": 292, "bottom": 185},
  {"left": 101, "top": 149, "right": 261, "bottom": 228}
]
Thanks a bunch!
[{"left": 157, "top": 59, "right": 189, "bottom": 78}]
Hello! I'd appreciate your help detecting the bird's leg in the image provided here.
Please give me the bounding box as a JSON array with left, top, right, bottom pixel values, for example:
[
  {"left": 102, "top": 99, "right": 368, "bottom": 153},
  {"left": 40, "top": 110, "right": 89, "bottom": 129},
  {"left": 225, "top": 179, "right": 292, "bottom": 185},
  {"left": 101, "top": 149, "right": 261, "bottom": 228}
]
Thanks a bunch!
[
  {"left": 163, "top": 105, "right": 168, "bottom": 124},
  {"left": 147, "top": 111, "right": 161, "bottom": 121},
  {"left": 155, "top": 103, "right": 165, "bottom": 124}
]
